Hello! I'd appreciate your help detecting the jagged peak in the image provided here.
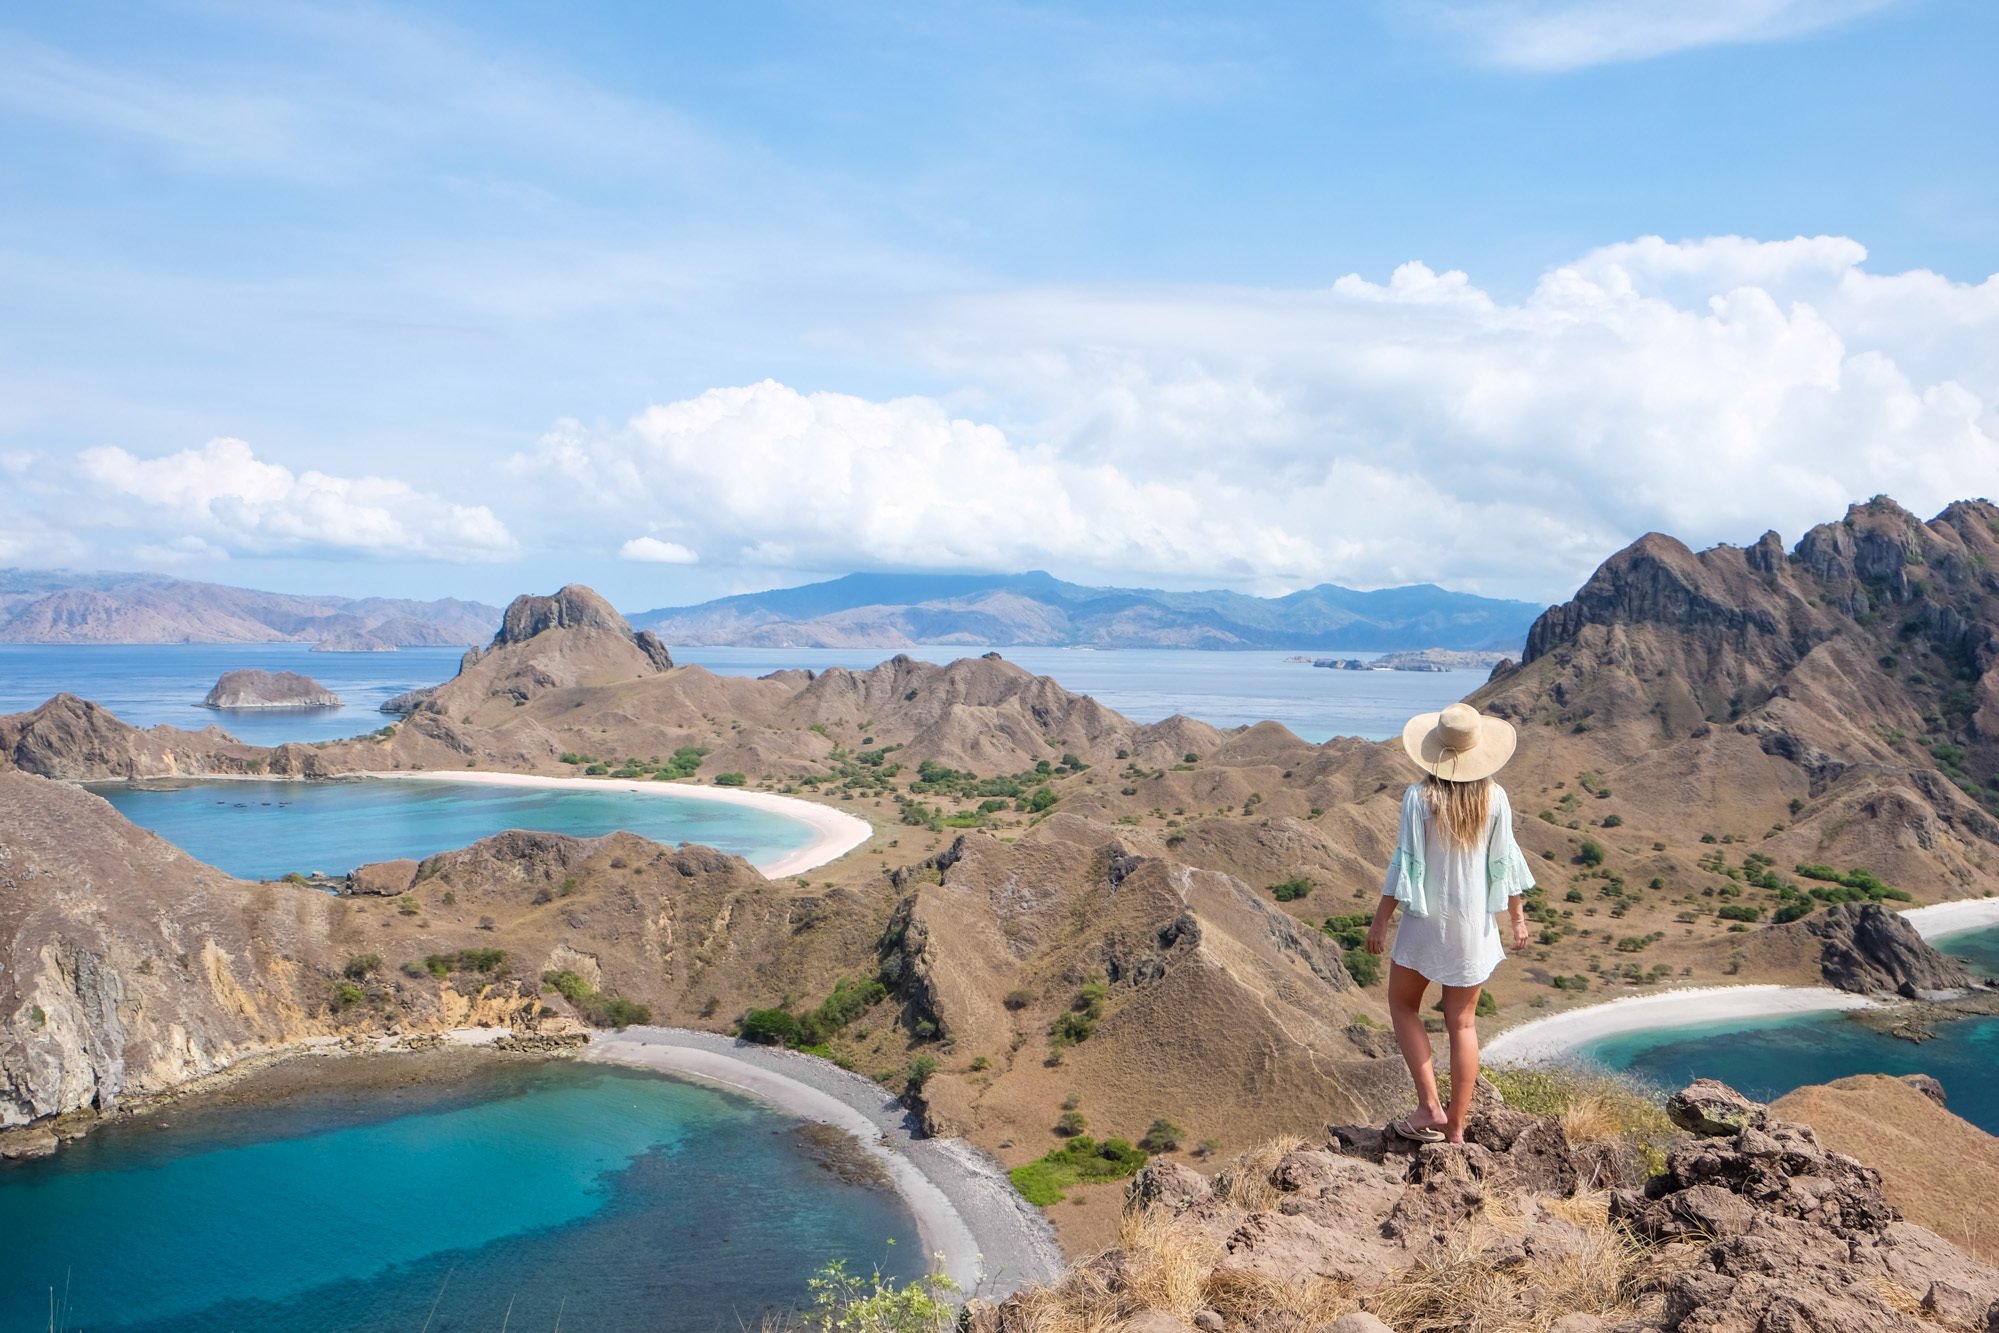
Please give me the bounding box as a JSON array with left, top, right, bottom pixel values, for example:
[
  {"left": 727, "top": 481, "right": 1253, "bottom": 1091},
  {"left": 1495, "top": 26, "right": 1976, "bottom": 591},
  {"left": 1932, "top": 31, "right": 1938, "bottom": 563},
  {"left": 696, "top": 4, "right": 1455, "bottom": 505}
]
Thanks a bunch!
[
  {"left": 493, "top": 585, "right": 633, "bottom": 644},
  {"left": 478, "top": 584, "right": 673, "bottom": 674}
]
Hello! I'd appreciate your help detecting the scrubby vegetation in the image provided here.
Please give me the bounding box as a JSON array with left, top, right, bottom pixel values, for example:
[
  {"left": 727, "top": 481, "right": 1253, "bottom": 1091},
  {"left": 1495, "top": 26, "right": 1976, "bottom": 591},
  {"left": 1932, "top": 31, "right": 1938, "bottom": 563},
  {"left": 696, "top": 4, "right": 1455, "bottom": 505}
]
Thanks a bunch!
[
  {"left": 802, "top": 1257, "right": 957, "bottom": 1333},
  {"left": 1008, "top": 1135, "right": 1148, "bottom": 1205},
  {"left": 541, "top": 968, "right": 651, "bottom": 1027},
  {"left": 740, "top": 976, "right": 890, "bottom": 1051}
]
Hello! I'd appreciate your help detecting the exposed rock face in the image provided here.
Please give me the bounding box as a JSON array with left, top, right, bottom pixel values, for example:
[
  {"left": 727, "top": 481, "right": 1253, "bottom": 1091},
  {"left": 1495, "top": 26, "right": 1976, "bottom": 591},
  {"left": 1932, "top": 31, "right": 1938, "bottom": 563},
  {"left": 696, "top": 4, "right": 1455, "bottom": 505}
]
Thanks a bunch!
[
  {"left": 1475, "top": 496, "right": 1999, "bottom": 913},
  {"left": 1769, "top": 901, "right": 1978, "bottom": 997},
  {"left": 202, "top": 669, "right": 343, "bottom": 710},
  {"left": 435, "top": 584, "right": 673, "bottom": 710}
]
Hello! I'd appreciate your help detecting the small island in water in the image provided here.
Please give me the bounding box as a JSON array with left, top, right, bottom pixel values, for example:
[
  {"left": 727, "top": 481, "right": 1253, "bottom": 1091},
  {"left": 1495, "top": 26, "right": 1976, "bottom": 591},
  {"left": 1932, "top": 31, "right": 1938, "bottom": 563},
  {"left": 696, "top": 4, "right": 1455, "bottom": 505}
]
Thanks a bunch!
[{"left": 202, "top": 668, "right": 343, "bottom": 710}]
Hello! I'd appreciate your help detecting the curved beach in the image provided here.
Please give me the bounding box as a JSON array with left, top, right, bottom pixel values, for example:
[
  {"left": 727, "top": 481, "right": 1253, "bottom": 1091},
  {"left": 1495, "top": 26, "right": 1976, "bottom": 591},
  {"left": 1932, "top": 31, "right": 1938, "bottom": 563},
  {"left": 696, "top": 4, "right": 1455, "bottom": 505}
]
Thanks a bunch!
[
  {"left": 1483, "top": 984, "right": 1880, "bottom": 1065},
  {"left": 387, "top": 770, "right": 874, "bottom": 878},
  {"left": 1901, "top": 898, "right": 1999, "bottom": 940},
  {"left": 580, "top": 1027, "right": 1063, "bottom": 1302}
]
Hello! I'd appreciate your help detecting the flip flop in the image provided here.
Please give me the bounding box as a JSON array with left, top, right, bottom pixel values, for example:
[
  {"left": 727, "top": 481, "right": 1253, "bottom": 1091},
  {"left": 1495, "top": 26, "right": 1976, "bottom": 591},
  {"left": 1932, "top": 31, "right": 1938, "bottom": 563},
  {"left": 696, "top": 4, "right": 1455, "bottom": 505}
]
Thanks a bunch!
[{"left": 1391, "top": 1117, "right": 1446, "bottom": 1143}]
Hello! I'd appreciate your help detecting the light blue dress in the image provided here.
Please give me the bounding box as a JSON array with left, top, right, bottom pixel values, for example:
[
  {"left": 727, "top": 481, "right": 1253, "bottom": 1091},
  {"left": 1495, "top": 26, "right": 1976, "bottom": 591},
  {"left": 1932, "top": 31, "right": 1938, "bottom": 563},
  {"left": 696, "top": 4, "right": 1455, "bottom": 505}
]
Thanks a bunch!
[{"left": 1381, "top": 782, "right": 1535, "bottom": 987}]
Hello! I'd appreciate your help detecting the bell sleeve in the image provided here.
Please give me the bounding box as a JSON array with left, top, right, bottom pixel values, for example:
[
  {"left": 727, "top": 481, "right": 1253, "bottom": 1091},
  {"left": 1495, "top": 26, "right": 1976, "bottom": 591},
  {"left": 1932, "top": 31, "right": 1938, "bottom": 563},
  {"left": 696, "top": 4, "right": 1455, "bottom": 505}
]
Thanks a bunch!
[
  {"left": 1484, "top": 785, "right": 1536, "bottom": 912},
  {"left": 1381, "top": 784, "right": 1430, "bottom": 918}
]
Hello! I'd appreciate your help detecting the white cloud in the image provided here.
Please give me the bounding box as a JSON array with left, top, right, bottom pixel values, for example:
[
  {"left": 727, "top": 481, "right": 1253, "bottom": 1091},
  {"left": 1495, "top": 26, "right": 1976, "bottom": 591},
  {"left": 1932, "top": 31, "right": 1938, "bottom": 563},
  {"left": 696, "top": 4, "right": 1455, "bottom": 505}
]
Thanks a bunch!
[
  {"left": 1421, "top": 0, "right": 1908, "bottom": 70},
  {"left": 66, "top": 438, "right": 517, "bottom": 562},
  {"left": 619, "top": 536, "right": 699, "bottom": 564},
  {"left": 515, "top": 234, "right": 1999, "bottom": 601}
]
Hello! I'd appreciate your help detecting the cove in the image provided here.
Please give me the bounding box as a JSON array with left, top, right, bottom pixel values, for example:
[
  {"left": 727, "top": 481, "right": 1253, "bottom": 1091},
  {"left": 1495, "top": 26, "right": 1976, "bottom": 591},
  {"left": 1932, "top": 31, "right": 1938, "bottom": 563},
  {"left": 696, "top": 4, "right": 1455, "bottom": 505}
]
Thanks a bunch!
[
  {"left": 93, "top": 777, "right": 820, "bottom": 880},
  {"left": 1581, "top": 927, "right": 1999, "bottom": 1133},
  {"left": 0, "top": 1059, "right": 922, "bottom": 1333}
]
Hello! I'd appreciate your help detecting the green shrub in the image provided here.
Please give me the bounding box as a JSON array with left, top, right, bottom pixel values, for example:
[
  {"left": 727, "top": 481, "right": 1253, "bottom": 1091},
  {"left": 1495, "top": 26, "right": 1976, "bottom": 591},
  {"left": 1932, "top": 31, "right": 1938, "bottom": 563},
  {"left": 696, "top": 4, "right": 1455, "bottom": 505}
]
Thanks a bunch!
[
  {"left": 1601, "top": 814, "right": 1623, "bottom": 828},
  {"left": 342, "top": 954, "right": 381, "bottom": 980},
  {"left": 714, "top": 772, "right": 747, "bottom": 786},
  {"left": 906, "top": 1054, "right": 939, "bottom": 1094},
  {"left": 1476, "top": 990, "right": 1497, "bottom": 1016},
  {"left": 1342, "top": 946, "right": 1381, "bottom": 987},
  {"left": 1138, "top": 1117, "right": 1185, "bottom": 1152},
  {"left": 1003, "top": 989, "right": 1033, "bottom": 1010},
  {"left": 331, "top": 981, "right": 365, "bottom": 1010},
  {"left": 1269, "top": 876, "right": 1312, "bottom": 902},
  {"left": 1008, "top": 1135, "right": 1148, "bottom": 1205},
  {"left": 741, "top": 1007, "right": 804, "bottom": 1045},
  {"left": 1717, "top": 903, "right": 1763, "bottom": 922},
  {"left": 1057, "top": 1109, "right": 1088, "bottom": 1136},
  {"left": 1028, "top": 786, "right": 1058, "bottom": 813},
  {"left": 1577, "top": 840, "right": 1606, "bottom": 868},
  {"left": 422, "top": 948, "right": 507, "bottom": 978}
]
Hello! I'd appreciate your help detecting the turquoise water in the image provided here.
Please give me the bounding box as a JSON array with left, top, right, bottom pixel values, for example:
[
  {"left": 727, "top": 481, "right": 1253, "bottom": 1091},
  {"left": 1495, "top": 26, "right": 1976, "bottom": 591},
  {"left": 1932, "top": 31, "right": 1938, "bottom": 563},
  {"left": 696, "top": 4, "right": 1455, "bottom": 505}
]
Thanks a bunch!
[
  {"left": 1, "top": 642, "right": 1483, "bottom": 745},
  {"left": 1582, "top": 928, "right": 1999, "bottom": 1132},
  {"left": 94, "top": 777, "right": 819, "bottom": 879},
  {"left": 0, "top": 1061, "right": 922, "bottom": 1332}
]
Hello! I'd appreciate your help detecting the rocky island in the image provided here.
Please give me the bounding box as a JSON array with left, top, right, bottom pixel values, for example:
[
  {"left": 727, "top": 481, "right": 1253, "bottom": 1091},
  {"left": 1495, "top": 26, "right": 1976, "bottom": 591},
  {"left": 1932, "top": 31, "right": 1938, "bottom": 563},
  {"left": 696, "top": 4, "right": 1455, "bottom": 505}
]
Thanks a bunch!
[{"left": 201, "top": 669, "right": 343, "bottom": 710}]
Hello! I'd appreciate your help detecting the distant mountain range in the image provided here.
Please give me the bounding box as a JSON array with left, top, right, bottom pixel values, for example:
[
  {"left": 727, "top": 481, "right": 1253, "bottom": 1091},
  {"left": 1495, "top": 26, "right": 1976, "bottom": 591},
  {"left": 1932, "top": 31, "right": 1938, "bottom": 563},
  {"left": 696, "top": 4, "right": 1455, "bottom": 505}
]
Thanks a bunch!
[
  {"left": 0, "top": 570, "right": 500, "bottom": 646},
  {"left": 631, "top": 570, "right": 1543, "bottom": 651}
]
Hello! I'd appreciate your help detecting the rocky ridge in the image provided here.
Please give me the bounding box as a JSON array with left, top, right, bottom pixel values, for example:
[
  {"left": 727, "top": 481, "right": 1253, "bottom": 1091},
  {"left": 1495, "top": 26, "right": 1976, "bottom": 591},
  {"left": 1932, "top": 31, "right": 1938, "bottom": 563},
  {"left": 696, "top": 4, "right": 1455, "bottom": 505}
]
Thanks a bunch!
[{"left": 974, "top": 1078, "right": 1999, "bottom": 1333}]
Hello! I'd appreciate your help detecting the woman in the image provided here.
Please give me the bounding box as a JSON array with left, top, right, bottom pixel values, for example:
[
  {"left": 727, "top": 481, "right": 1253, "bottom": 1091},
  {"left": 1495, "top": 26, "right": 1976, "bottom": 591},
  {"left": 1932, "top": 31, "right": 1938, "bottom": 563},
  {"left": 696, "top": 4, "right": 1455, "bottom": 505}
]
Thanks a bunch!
[{"left": 1364, "top": 701, "right": 1533, "bottom": 1144}]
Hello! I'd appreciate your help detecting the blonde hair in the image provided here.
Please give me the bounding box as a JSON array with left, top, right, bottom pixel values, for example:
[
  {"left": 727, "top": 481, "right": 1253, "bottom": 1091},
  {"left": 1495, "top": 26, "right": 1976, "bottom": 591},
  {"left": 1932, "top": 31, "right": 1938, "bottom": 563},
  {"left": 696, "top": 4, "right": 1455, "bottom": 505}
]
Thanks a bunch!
[{"left": 1422, "top": 774, "right": 1492, "bottom": 850}]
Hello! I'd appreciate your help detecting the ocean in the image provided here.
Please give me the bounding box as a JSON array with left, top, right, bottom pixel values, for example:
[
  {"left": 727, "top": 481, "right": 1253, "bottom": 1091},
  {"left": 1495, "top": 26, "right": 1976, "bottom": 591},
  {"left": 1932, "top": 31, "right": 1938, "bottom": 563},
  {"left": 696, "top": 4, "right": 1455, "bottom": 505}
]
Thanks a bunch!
[
  {"left": 0, "top": 1061, "right": 921, "bottom": 1332},
  {"left": 0, "top": 642, "right": 1486, "bottom": 746}
]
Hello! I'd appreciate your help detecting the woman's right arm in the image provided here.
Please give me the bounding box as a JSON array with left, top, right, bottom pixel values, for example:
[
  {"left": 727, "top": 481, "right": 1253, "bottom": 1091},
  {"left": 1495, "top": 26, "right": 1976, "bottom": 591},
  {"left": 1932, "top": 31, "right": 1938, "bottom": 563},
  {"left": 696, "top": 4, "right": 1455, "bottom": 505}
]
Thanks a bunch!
[{"left": 1365, "top": 895, "right": 1396, "bottom": 954}]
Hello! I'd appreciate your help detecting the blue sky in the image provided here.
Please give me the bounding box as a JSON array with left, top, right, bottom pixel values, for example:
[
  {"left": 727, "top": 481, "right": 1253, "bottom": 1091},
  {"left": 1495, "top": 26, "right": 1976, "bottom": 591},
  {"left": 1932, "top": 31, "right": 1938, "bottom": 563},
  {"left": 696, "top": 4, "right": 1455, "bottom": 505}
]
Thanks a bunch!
[{"left": 3, "top": 0, "right": 1996, "bottom": 608}]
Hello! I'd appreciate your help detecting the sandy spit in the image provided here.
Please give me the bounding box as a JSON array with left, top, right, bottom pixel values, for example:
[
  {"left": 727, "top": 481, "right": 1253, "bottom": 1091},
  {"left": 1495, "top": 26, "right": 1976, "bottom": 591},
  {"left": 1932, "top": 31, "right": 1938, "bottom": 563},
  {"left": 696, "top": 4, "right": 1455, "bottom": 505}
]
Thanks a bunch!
[
  {"left": 1900, "top": 898, "right": 1999, "bottom": 941},
  {"left": 1482, "top": 984, "right": 1880, "bottom": 1065},
  {"left": 579, "top": 1027, "right": 1063, "bottom": 1302},
  {"left": 384, "top": 770, "right": 873, "bottom": 878}
]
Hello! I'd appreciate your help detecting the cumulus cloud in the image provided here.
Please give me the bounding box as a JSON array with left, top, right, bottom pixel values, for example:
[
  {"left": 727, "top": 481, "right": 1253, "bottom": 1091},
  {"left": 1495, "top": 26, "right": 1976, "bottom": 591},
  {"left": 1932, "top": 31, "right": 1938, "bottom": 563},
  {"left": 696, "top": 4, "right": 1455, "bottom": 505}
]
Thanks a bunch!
[
  {"left": 514, "top": 235, "right": 1999, "bottom": 600},
  {"left": 41, "top": 437, "right": 518, "bottom": 562},
  {"left": 618, "top": 536, "right": 699, "bottom": 563},
  {"left": 1421, "top": 0, "right": 1908, "bottom": 71}
]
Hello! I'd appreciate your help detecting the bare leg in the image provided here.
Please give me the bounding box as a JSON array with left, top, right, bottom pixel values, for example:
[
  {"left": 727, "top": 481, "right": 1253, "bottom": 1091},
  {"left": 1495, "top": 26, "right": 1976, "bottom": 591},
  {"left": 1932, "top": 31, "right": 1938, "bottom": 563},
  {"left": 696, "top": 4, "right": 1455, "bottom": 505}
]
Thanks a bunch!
[
  {"left": 1387, "top": 962, "right": 1445, "bottom": 1130},
  {"left": 1439, "top": 984, "right": 1483, "bottom": 1142}
]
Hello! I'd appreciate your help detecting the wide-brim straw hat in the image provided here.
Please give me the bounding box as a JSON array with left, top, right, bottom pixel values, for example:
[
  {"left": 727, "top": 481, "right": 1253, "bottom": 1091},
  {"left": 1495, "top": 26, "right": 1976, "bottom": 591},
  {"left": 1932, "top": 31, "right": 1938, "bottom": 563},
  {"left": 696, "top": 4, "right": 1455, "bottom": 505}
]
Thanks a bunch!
[{"left": 1401, "top": 702, "right": 1516, "bottom": 782}]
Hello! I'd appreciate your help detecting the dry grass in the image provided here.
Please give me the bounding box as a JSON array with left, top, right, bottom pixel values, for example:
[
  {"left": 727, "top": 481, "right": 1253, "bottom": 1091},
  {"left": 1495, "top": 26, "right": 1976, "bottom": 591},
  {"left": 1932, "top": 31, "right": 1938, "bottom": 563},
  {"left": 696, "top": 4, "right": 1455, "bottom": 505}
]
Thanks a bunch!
[
  {"left": 1367, "top": 1232, "right": 1522, "bottom": 1333},
  {"left": 1209, "top": 1135, "right": 1304, "bottom": 1212},
  {"left": 1201, "top": 1267, "right": 1357, "bottom": 1329},
  {"left": 1367, "top": 1192, "right": 1688, "bottom": 1333}
]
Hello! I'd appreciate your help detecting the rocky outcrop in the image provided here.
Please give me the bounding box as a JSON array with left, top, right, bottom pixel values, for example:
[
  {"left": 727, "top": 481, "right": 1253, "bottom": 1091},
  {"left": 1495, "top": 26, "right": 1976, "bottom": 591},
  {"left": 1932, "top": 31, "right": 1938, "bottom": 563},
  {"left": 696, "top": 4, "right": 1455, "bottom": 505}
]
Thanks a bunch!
[
  {"left": 1768, "top": 902, "right": 1978, "bottom": 997},
  {"left": 430, "top": 585, "right": 673, "bottom": 713},
  {"left": 0, "top": 694, "right": 262, "bottom": 780},
  {"left": 202, "top": 669, "right": 342, "bottom": 709},
  {"left": 980, "top": 1080, "right": 1999, "bottom": 1333},
  {"left": 1613, "top": 1080, "right": 1999, "bottom": 1332}
]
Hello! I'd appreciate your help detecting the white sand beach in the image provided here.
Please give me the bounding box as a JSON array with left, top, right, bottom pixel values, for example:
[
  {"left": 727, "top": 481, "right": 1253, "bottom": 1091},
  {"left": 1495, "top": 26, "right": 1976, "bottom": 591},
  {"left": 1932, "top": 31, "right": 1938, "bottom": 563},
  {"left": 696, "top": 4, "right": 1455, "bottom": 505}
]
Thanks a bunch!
[
  {"left": 384, "top": 770, "right": 873, "bottom": 878},
  {"left": 580, "top": 1027, "right": 1063, "bottom": 1302},
  {"left": 1483, "top": 984, "right": 1879, "bottom": 1065},
  {"left": 1901, "top": 897, "right": 1999, "bottom": 941}
]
